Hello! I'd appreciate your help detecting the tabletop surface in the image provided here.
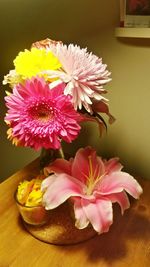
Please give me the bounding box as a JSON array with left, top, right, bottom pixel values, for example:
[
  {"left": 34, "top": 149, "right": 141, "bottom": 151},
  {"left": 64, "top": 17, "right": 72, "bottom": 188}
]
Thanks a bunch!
[{"left": 0, "top": 159, "right": 150, "bottom": 267}]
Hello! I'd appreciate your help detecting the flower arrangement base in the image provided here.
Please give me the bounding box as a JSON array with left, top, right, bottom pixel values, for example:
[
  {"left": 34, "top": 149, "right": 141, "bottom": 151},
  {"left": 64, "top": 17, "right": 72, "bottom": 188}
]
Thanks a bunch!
[{"left": 23, "top": 202, "right": 97, "bottom": 245}]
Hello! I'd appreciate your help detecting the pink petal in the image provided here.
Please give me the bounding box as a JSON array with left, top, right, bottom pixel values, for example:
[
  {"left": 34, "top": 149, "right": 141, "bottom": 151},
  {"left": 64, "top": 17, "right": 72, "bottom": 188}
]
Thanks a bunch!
[
  {"left": 44, "top": 158, "right": 72, "bottom": 176},
  {"left": 71, "top": 147, "right": 91, "bottom": 183},
  {"left": 104, "top": 158, "right": 123, "bottom": 174},
  {"left": 106, "top": 192, "right": 130, "bottom": 214},
  {"left": 41, "top": 174, "right": 58, "bottom": 190},
  {"left": 71, "top": 147, "right": 105, "bottom": 184},
  {"left": 73, "top": 197, "right": 89, "bottom": 229},
  {"left": 50, "top": 82, "right": 66, "bottom": 98},
  {"left": 82, "top": 198, "right": 113, "bottom": 234},
  {"left": 42, "top": 173, "right": 84, "bottom": 210},
  {"left": 98, "top": 172, "right": 143, "bottom": 199}
]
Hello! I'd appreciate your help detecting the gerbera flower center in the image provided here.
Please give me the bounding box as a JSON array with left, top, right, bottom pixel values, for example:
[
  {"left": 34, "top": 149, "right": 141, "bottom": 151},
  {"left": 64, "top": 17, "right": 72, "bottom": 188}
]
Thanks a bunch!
[{"left": 28, "top": 101, "right": 54, "bottom": 123}]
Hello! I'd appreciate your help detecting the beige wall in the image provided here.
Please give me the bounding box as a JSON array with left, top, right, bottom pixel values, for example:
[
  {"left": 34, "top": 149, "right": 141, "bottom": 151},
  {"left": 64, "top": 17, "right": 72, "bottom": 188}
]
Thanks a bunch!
[{"left": 1, "top": 0, "right": 150, "bottom": 181}]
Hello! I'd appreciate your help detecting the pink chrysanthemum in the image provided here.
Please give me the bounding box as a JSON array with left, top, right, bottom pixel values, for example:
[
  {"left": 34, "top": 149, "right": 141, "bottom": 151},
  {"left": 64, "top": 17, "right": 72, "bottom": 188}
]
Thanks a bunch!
[
  {"left": 5, "top": 77, "right": 82, "bottom": 150},
  {"left": 45, "top": 44, "right": 111, "bottom": 112}
]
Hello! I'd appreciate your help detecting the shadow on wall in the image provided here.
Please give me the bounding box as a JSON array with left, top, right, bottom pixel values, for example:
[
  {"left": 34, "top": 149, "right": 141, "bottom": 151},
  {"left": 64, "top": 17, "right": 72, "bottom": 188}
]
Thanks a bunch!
[
  {"left": 116, "top": 36, "right": 150, "bottom": 48},
  {"left": 63, "top": 119, "right": 150, "bottom": 180}
]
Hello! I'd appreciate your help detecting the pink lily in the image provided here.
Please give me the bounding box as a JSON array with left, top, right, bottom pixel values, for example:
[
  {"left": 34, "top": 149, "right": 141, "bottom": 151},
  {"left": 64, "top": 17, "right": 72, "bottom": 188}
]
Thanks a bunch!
[{"left": 41, "top": 147, "right": 143, "bottom": 234}]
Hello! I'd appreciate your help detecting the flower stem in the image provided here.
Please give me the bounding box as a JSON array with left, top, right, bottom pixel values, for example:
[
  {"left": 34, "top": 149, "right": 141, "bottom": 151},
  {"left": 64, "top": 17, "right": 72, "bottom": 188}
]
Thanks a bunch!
[
  {"left": 40, "top": 145, "right": 65, "bottom": 169},
  {"left": 58, "top": 146, "right": 65, "bottom": 159}
]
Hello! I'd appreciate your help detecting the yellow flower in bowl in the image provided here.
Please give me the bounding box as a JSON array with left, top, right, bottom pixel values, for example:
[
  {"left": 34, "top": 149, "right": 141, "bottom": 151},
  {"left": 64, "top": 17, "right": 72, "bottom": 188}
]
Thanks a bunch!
[{"left": 15, "top": 175, "right": 50, "bottom": 226}]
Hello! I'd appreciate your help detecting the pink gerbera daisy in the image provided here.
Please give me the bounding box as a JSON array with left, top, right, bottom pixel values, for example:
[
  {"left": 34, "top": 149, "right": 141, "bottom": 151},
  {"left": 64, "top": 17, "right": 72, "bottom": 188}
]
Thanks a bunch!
[
  {"left": 45, "top": 43, "right": 111, "bottom": 113},
  {"left": 5, "top": 77, "right": 82, "bottom": 150}
]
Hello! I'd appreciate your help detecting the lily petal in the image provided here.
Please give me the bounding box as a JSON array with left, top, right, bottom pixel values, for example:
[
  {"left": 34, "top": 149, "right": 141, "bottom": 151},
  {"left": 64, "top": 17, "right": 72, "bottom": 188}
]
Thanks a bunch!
[
  {"left": 82, "top": 198, "right": 113, "bottom": 234},
  {"left": 72, "top": 147, "right": 105, "bottom": 183},
  {"left": 41, "top": 174, "right": 58, "bottom": 190},
  {"left": 106, "top": 191, "right": 130, "bottom": 214},
  {"left": 44, "top": 158, "right": 72, "bottom": 176},
  {"left": 42, "top": 173, "right": 84, "bottom": 210},
  {"left": 74, "top": 197, "right": 89, "bottom": 229},
  {"left": 99, "top": 172, "right": 143, "bottom": 199},
  {"left": 104, "top": 158, "right": 123, "bottom": 174},
  {"left": 71, "top": 147, "right": 91, "bottom": 183}
]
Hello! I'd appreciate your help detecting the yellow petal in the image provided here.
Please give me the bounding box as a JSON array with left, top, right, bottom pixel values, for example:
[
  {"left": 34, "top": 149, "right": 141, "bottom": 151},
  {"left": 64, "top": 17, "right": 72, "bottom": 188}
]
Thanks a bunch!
[{"left": 14, "top": 47, "right": 61, "bottom": 79}]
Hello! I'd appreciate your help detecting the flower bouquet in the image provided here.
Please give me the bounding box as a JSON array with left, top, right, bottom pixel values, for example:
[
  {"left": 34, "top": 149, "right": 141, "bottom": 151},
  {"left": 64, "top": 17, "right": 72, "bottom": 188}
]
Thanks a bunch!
[{"left": 3, "top": 38, "right": 143, "bottom": 245}]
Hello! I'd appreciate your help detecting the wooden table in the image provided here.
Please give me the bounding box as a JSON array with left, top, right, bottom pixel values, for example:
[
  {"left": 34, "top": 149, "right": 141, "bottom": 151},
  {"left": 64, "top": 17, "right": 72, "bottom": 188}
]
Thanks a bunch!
[{"left": 0, "top": 159, "right": 150, "bottom": 267}]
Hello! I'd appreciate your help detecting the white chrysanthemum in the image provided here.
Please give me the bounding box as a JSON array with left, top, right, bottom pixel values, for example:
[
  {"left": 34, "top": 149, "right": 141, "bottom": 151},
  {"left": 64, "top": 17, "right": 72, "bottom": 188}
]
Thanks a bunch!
[{"left": 45, "top": 44, "right": 111, "bottom": 113}]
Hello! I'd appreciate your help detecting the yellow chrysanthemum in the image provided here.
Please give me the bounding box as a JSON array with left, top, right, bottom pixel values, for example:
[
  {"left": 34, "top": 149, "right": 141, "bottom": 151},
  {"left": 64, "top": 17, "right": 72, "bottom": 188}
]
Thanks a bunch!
[
  {"left": 17, "top": 180, "right": 33, "bottom": 205},
  {"left": 26, "top": 189, "right": 43, "bottom": 206},
  {"left": 14, "top": 47, "right": 61, "bottom": 79},
  {"left": 16, "top": 177, "right": 45, "bottom": 206}
]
